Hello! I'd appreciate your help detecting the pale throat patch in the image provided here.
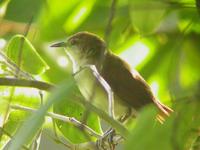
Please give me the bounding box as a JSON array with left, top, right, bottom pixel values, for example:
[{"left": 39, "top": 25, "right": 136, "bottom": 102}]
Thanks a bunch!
[{"left": 64, "top": 48, "right": 79, "bottom": 73}]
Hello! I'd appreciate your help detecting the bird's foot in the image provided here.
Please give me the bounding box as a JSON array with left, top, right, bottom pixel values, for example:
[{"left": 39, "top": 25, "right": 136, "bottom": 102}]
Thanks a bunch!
[{"left": 96, "top": 128, "right": 124, "bottom": 150}]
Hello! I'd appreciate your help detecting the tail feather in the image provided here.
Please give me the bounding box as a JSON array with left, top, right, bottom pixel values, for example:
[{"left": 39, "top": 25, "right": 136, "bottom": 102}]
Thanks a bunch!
[
  {"left": 159, "top": 102, "right": 173, "bottom": 116},
  {"left": 154, "top": 99, "right": 173, "bottom": 123}
]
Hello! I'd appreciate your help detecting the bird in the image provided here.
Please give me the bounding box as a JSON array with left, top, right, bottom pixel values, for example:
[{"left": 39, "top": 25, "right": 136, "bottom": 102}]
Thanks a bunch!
[{"left": 51, "top": 31, "right": 173, "bottom": 123}]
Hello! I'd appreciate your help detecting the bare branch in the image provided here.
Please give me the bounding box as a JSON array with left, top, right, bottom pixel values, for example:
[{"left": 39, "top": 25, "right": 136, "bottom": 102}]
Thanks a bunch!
[
  {"left": 0, "top": 51, "right": 33, "bottom": 79},
  {"left": 0, "top": 77, "right": 55, "bottom": 91},
  {"left": 0, "top": 20, "right": 37, "bottom": 36},
  {"left": 104, "top": 0, "right": 118, "bottom": 44},
  {"left": 10, "top": 104, "right": 102, "bottom": 139}
]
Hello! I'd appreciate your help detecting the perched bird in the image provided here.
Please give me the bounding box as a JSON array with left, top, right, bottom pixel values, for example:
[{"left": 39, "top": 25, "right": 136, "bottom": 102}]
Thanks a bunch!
[{"left": 51, "top": 31, "right": 173, "bottom": 123}]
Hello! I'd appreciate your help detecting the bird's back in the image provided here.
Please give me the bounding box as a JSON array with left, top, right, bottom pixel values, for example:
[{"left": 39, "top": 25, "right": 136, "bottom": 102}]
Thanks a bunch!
[{"left": 101, "top": 52, "right": 155, "bottom": 111}]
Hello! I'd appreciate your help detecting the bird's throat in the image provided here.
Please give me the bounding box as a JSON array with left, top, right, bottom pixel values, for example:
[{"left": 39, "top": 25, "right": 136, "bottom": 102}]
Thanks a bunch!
[{"left": 64, "top": 49, "right": 80, "bottom": 74}]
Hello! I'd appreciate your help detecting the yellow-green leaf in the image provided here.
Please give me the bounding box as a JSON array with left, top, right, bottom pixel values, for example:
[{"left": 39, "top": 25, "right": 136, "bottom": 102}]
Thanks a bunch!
[{"left": 6, "top": 34, "right": 49, "bottom": 75}]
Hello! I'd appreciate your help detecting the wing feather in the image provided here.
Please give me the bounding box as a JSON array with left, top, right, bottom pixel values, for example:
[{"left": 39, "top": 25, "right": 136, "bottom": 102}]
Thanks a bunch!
[{"left": 101, "top": 52, "right": 154, "bottom": 110}]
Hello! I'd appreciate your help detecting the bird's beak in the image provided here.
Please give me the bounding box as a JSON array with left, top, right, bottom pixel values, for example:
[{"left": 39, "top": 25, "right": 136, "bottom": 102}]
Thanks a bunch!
[{"left": 50, "top": 42, "right": 67, "bottom": 47}]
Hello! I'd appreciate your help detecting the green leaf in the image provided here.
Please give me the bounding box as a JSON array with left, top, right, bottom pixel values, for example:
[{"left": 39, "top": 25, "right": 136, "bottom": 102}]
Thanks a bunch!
[
  {"left": 125, "top": 105, "right": 172, "bottom": 150},
  {"left": 0, "top": 0, "right": 10, "bottom": 19},
  {"left": 180, "top": 38, "right": 200, "bottom": 87},
  {"left": 4, "top": 110, "right": 31, "bottom": 138},
  {"left": 125, "top": 99, "right": 200, "bottom": 150},
  {"left": 129, "top": 0, "right": 166, "bottom": 35},
  {"left": 4, "top": 0, "right": 42, "bottom": 22},
  {"left": 63, "top": 0, "right": 96, "bottom": 33},
  {"left": 37, "top": 0, "right": 81, "bottom": 41},
  {"left": 6, "top": 34, "right": 49, "bottom": 75},
  {"left": 0, "top": 87, "right": 41, "bottom": 149},
  {"left": 7, "top": 79, "right": 75, "bottom": 150},
  {"left": 53, "top": 91, "right": 102, "bottom": 144}
]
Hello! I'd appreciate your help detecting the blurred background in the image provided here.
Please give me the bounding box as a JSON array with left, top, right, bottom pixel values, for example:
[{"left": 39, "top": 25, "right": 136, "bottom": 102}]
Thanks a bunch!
[{"left": 0, "top": 0, "right": 200, "bottom": 149}]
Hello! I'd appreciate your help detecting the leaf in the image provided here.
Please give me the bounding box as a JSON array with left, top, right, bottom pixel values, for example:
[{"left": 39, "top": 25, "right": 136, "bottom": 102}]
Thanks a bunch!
[
  {"left": 3, "top": 110, "right": 31, "bottom": 138},
  {"left": 4, "top": 0, "right": 42, "bottom": 22},
  {"left": 6, "top": 34, "right": 49, "bottom": 75},
  {"left": 53, "top": 91, "right": 102, "bottom": 144},
  {"left": 37, "top": 0, "right": 81, "bottom": 41},
  {"left": 7, "top": 79, "right": 75, "bottom": 150},
  {"left": 0, "top": 87, "right": 41, "bottom": 149},
  {"left": 139, "top": 43, "right": 172, "bottom": 80},
  {"left": 125, "top": 98, "right": 200, "bottom": 150},
  {"left": 0, "top": 0, "right": 10, "bottom": 19},
  {"left": 63, "top": 0, "right": 96, "bottom": 33},
  {"left": 125, "top": 105, "right": 172, "bottom": 150},
  {"left": 180, "top": 38, "right": 200, "bottom": 87},
  {"left": 196, "top": 0, "right": 200, "bottom": 17},
  {"left": 129, "top": 0, "right": 166, "bottom": 35}
]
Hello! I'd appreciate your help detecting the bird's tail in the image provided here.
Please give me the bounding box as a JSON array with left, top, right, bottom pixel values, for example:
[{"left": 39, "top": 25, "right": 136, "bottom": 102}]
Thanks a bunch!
[{"left": 154, "top": 99, "right": 173, "bottom": 123}]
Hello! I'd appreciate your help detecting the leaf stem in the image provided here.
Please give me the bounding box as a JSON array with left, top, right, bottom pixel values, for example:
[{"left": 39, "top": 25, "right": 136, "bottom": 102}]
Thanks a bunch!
[{"left": 10, "top": 104, "right": 102, "bottom": 139}]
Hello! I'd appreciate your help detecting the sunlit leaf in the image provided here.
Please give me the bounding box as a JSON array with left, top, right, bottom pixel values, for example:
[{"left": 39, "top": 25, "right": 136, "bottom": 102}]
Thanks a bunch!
[
  {"left": 64, "top": 0, "right": 96, "bottom": 33},
  {"left": 53, "top": 94, "right": 102, "bottom": 143},
  {"left": 125, "top": 98, "right": 200, "bottom": 150},
  {"left": 0, "top": 0, "right": 10, "bottom": 19},
  {"left": 125, "top": 105, "right": 172, "bottom": 150},
  {"left": 37, "top": 0, "right": 80, "bottom": 40},
  {"left": 180, "top": 37, "right": 200, "bottom": 88},
  {"left": 0, "top": 88, "right": 40, "bottom": 149},
  {"left": 7, "top": 79, "right": 75, "bottom": 150},
  {"left": 1, "top": 0, "right": 200, "bottom": 149},
  {"left": 6, "top": 34, "right": 49, "bottom": 75},
  {"left": 3, "top": 110, "right": 31, "bottom": 138}
]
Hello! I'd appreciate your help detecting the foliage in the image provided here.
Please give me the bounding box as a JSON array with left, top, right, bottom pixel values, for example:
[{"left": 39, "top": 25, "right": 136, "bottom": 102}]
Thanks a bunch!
[{"left": 0, "top": 0, "right": 200, "bottom": 149}]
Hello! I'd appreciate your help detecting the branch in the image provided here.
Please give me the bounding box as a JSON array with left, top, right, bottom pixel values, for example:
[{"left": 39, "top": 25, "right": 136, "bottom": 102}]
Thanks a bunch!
[
  {"left": 10, "top": 104, "right": 102, "bottom": 139},
  {"left": 104, "top": 0, "right": 118, "bottom": 44},
  {"left": 0, "top": 51, "right": 33, "bottom": 79},
  {"left": 0, "top": 77, "right": 128, "bottom": 137},
  {"left": 0, "top": 19, "right": 36, "bottom": 36},
  {"left": 0, "top": 77, "right": 55, "bottom": 91}
]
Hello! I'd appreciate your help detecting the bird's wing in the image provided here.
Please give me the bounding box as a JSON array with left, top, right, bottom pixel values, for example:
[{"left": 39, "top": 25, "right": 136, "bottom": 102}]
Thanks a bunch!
[{"left": 101, "top": 52, "right": 155, "bottom": 110}]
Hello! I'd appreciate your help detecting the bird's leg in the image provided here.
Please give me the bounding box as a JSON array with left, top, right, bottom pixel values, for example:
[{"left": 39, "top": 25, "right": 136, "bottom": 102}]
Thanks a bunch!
[
  {"left": 74, "top": 65, "right": 117, "bottom": 149},
  {"left": 100, "top": 109, "right": 132, "bottom": 148},
  {"left": 97, "top": 108, "right": 133, "bottom": 149},
  {"left": 119, "top": 107, "right": 134, "bottom": 123},
  {"left": 73, "top": 64, "right": 115, "bottom": 120},
  {"left": 96, "top": 128, "right": 124, "bottom": 150}
]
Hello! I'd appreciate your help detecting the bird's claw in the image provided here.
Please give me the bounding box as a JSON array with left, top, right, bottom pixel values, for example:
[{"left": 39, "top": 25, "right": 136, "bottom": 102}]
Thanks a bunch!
[{"left": 96, "top": 129, "right": 120, "bottom": 150}]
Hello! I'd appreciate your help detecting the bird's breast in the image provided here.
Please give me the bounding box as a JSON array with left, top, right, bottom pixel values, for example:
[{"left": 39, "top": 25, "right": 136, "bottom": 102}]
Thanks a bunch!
[{"left": 74, "top": 67, "right": 129, "bottom": 119}]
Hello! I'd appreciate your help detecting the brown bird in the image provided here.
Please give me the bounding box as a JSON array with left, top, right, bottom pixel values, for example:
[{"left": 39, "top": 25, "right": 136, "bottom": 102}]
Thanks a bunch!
[{"left": 51, "top": 31, "right": 173, "bottom": 123}]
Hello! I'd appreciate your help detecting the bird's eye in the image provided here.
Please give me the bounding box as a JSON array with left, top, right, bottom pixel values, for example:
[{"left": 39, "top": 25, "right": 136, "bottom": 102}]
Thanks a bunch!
[{"left": 70, "top": 38, "right": 78, "bottom": 45}]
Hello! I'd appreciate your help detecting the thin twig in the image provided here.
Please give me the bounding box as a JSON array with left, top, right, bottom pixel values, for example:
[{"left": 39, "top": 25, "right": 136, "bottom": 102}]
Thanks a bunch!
[
  {"left": 17, "top": 16, "right": 33, "bottom": 70},
  {"left": 0, "top": 51, "right": 33, "bottom": 79},
  {"left": 0, "top": 77, "right": 128, "bottom": 137},
  {"left": 0, "top": 77, "right": 55, "bottom": 91},
  {"left": 104, "top": 0, "right": 118, "bottom": 44},
  {"left": 75, "top": 96, "right": 129, "bottom": 138},
  {"left": 0, "top": 20, "right": 37, "bottom": 36},
  {"left": 1, "top": 18, "right": 34, "bottom": 131},
  {"left": 10, "top": 104, "right": 102, "bottom": 139},
  {"left": 81, "top": 0, "right": 118, "bottom": 131},
  {"left": 79, "top": 1, "right": 118, "bottom": 147}
]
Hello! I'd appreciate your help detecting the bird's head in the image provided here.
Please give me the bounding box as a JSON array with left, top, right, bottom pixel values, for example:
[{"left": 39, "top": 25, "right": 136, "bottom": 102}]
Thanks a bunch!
[{"left": 51, "top": 32, "right": 107, "bottom": 70}]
